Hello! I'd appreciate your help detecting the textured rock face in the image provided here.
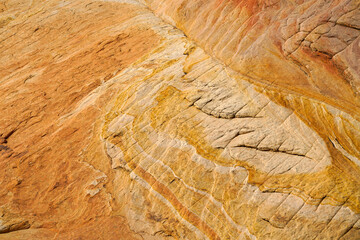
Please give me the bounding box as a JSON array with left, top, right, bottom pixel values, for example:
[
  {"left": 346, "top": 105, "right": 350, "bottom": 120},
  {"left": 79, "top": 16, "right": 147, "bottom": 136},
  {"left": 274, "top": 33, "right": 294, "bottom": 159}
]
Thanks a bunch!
[{"left": 0, "top": 0, "right": 359, "bottom": 239}]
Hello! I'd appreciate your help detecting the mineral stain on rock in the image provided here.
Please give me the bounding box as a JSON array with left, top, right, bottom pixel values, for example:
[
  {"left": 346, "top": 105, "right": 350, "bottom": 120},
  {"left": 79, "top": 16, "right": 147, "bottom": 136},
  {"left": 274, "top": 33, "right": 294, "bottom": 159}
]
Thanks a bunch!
[{"left": 0, "top": 0, "right": 359, "bottom": 239}]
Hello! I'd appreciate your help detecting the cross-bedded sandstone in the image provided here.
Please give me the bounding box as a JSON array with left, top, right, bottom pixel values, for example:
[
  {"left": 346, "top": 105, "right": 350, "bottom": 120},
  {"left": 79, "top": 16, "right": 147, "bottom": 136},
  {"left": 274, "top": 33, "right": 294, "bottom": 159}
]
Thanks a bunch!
[{"left": 0, "top": 0, "right": 359, "bottom": 239}]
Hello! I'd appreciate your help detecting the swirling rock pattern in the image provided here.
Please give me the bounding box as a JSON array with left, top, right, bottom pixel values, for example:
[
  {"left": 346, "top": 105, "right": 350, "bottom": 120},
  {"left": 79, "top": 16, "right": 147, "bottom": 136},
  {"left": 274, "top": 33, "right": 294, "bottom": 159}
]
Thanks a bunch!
[{"left": 0, "top": 0, "right": 359, "bottom": 239}]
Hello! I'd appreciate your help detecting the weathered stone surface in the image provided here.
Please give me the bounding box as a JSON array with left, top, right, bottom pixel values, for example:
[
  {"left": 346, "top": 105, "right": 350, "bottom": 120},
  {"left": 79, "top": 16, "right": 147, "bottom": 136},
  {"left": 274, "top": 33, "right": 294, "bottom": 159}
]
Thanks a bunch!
[{"left": 0, "top": 0, "right": 359, "bottom": 239}]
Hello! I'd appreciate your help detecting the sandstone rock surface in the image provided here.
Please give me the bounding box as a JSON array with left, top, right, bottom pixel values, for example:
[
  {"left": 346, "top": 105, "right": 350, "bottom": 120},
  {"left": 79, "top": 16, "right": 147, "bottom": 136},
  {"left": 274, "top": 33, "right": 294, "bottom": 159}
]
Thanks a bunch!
[{"left": 0, "top": 0, "right": 359, "bottom": 239}]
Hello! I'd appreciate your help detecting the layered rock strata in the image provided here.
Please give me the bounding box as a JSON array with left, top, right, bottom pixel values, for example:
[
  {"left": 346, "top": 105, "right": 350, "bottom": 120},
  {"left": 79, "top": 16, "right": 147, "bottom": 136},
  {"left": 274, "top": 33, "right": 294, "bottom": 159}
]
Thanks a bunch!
[{"left": 0, "top": 0, "right": 359, "bottom": 239}]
